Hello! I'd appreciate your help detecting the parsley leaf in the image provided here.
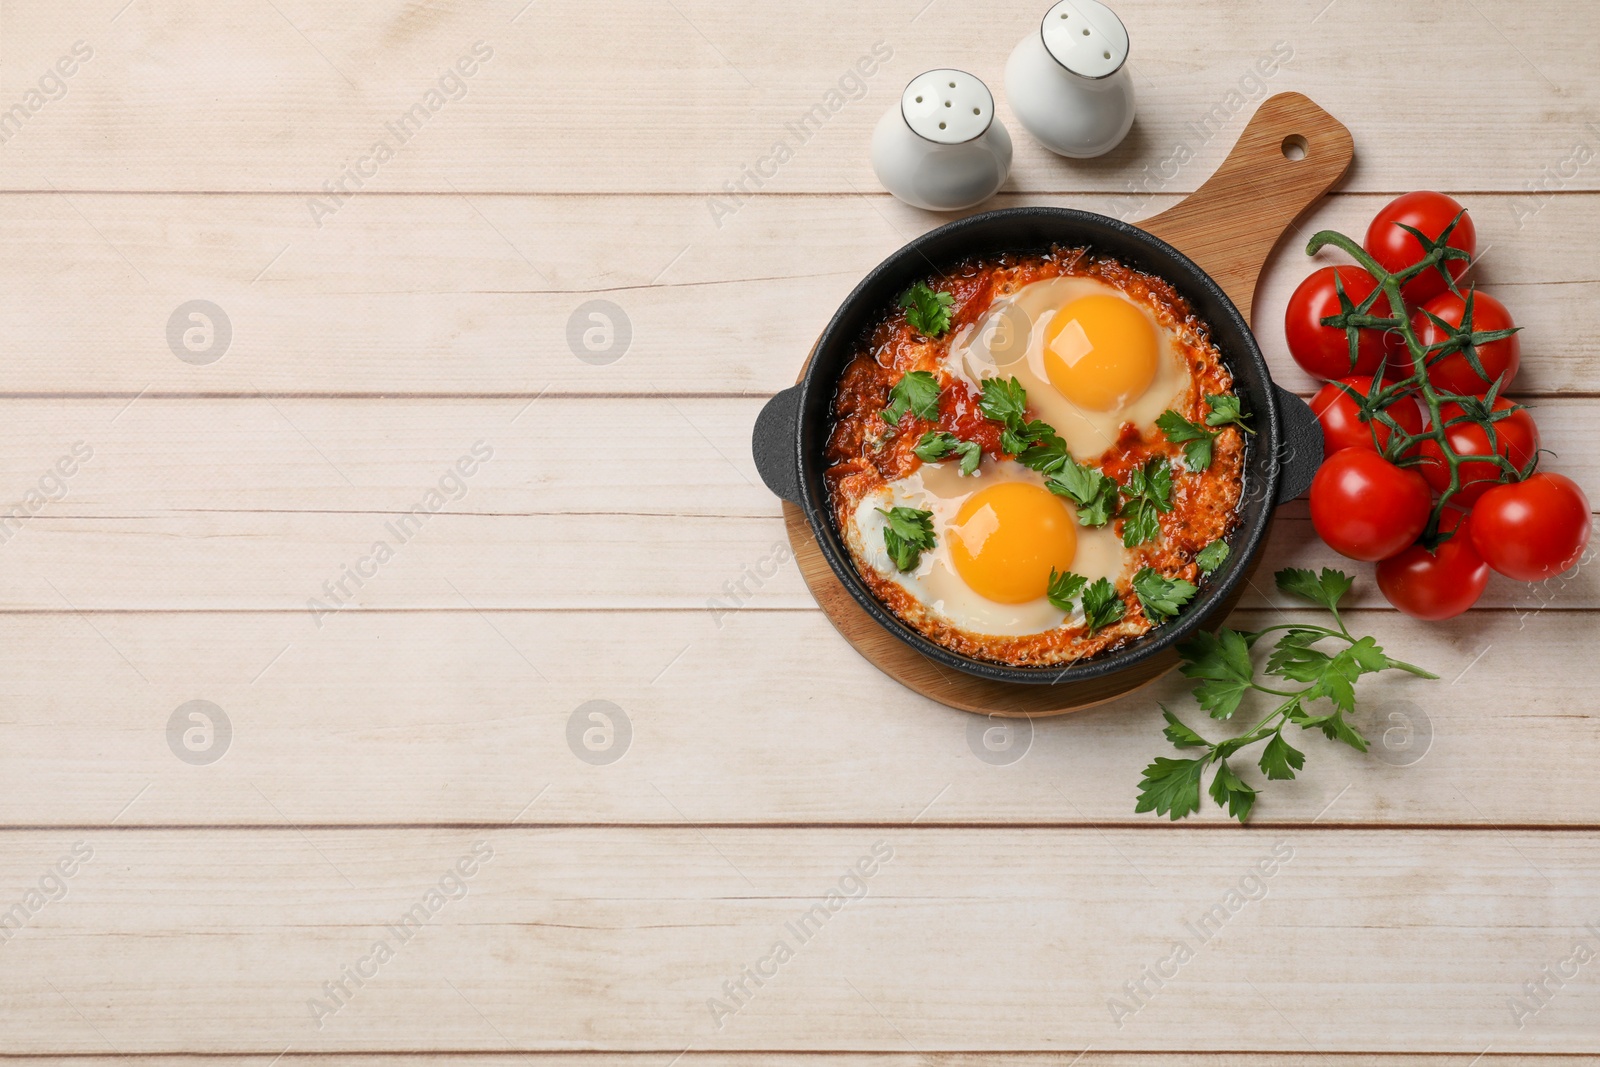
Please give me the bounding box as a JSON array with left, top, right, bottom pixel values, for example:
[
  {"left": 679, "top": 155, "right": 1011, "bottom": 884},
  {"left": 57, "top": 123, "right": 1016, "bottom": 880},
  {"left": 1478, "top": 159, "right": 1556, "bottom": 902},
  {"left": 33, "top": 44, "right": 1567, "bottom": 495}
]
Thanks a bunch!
[
  {"left": 1178, "top": 627, "right": 1254, "bottom": 719},
  {"left": 882, "top": 370, "right": 942, "bottom": 426},
  {"left": 1132, "top": 567, "right": 1198, "bottom": 622},
  {"left": 1118, "top": 456, "right": 1174, "bottom": 547},
  {"left": 1136, "top": 565, "right": 1439, "bottom": 824},
  {"left": 1010, "top": 432, "right": 1066, "bottom": 473},
  {"left": 913, "top": 431, "right": 981, "bottom": 476},
  {"left": 876, "top": 506, "right": 935, "bottom": 572},
  {"left": 1258, "top": 732, "right": 1305, "bottom": 781},
  {"left": 1044, "top": 458, "right": 1119, "bottom": 527},
  {"left": 1207, "top": 760, "right": 1257, "bottom": 821},
  {"left": 1155, "top": 409, "right": 1217, "bottom": 472},
  {"left": 1046, "top": 568, "right": 1087, "bottom": 614},
  {"left": 1276, "top": 567, "right": 1354, "bottom": 615},
  {"left": 1204, "top": 393, "right": 1255, "bottom": 434},
  {"left": 1161, "top": 706, "right": 1210, "bottom": 749},
  {"left": 1195, "top": 539, "right": 1229, "bottom": 574},
  {"left": 1135, "top": 756, "right": 1208, "bottom": 821},
  {"left": 1080, "top": 577, "right": 1125, "bottom": 635},
  {"left": 978, "top": 376, "right": 1028, "bottom": 428},
  {"left": 899, "top": 282, "right": 955, "bottom": 337}
]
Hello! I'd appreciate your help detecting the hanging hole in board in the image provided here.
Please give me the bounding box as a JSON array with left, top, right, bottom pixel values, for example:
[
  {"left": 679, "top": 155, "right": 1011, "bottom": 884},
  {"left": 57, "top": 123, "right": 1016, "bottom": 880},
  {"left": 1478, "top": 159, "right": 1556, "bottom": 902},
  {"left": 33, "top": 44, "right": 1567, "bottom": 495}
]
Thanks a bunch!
[{"left": 1281, "top": 134, "right": 1309, "bottom": 162}]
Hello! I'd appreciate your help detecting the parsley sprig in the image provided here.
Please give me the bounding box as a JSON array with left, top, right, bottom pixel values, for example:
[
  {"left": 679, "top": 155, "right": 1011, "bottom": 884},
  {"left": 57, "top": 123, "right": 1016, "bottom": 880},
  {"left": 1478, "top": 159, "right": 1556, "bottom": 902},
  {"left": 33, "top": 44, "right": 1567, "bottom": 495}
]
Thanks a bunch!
[
  {"left": 1155, "top": 395, "right": 1253, "bottom": 472},
  {"left": 1131, "top": 567, "right": 1197, "bottom": 622},
  {"left": 1045, "top": 458, "right": 1119, "bottom": 526},
  {"left": 1118, "top": 456, "right": 1173, "bottom": 547},
  {"left": 1135, "top": 567, "right": 1436, "bottom": 823},
  {"left": 900, "top": 282, "right": 955, "bottom": 337},
  {"left": 913, "top": 431, "right": 981, "bottom": 476},
  {"left": 883, "top": 370, "right": 941, "bottom": 426},
  {"left": 1048, "top": 569, "right": 1124, "bottom": 634},
  {"left": 876, "top": 505, "right": 935, "bottom": 572}
]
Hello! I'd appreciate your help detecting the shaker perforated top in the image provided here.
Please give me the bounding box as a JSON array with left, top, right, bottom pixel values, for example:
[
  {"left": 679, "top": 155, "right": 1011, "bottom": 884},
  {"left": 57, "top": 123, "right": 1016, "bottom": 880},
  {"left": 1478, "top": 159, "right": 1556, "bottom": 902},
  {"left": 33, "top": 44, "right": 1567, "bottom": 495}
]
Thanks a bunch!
[
  {"left": 900, "top": 69, "right": 994, "bottom": 145},
  {"left": 1040, "top": 0, "right": 1129, "bottom": 79}
]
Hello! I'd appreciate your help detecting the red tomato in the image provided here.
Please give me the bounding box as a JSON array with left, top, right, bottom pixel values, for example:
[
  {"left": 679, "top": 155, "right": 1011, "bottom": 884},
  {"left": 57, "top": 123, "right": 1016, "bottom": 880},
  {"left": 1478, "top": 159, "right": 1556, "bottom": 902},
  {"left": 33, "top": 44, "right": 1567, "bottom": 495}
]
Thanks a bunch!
[
  {"left": 1310, "top": 448, "right": 1433, "bottom": 562},
  {"left": 1310, "top": 376, "right": 1425, "bottom": 454},
  {"left": 1469, "top": 473, "right": 1592, "bottom": 582},
  {"left": 1376, "top": 509, "right": 1489, "bottom": 620},
  {"left": 1413, "top": 398, "right": 1539, "bottom": 505},
  {"left": 1284, "top": 266, "right": 1402, "bottom": 380},
  {"left": 1407, "top": 289, "right": 1520, "bottom": 396},
  {"left": 1363, "top": 191, "right": 1476, "bottom": 305}
]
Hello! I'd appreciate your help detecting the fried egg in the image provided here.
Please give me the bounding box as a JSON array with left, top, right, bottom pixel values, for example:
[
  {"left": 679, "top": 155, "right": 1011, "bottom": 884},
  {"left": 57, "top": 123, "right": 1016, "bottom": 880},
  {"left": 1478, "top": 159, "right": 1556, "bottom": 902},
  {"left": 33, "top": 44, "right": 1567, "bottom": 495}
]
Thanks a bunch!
[
  {"left": 844, "top": 458, "right": 1126, "bottom": 637},
  {"left": 945, "top": 276, "right": 1192, "bottom": 461}
]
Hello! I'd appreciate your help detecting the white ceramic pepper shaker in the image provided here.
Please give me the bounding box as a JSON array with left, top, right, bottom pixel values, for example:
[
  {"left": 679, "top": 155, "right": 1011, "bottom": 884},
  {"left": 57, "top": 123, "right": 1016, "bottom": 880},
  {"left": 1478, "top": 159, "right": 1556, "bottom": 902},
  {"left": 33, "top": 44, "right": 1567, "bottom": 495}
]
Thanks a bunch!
[
  {"left": 871, "top": 69, "right": 1013, "bottom": 211},
  {"left": 1005, "top": 0, "right": 1136, "bottom": 158}
]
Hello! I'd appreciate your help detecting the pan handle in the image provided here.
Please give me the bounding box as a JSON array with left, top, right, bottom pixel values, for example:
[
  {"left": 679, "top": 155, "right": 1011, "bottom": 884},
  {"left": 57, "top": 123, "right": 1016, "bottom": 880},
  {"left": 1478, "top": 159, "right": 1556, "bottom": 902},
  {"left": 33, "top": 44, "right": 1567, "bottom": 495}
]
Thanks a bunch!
[
  {"left": 752, "top": 385, "right": 804, "bottom": 504},
  {"left": 1142, "top": 93, "right": 1354, "bottom": 328},
  {"left": 1273, "top": 385, "right": 1323, "bottom": 505}
]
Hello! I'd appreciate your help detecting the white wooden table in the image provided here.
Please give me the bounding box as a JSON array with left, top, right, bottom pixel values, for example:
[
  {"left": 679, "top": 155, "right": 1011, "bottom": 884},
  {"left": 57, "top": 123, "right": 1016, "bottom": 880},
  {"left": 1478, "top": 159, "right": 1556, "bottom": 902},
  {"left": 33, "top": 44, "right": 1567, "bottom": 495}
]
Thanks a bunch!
[{"left": 1, "top": 1, "right": 1597, "bottom": 1062}]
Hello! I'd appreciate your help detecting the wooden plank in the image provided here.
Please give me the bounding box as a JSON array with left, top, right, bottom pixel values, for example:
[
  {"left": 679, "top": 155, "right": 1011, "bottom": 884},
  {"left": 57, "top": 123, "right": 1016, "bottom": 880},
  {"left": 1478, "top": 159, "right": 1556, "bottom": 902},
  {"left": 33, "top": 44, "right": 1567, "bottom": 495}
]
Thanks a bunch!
[
  {"left": 0, "top": 1, "right": 1593, "bottom": 194},
  {"left": 0, "top": 1059, "right": 1579, "bottom": 1067},
  {"left": 0, "top": 828, "right": 1597, "bottom": 1052},
  {"left": 0, "top": 607, "right": 1589, "bottom": 827},
  {"left": 0, "top": 191, "right": 1591, "bottom": 396},
  {"left": 0, "top": 396, "right": 1590, "bottom": 612}
]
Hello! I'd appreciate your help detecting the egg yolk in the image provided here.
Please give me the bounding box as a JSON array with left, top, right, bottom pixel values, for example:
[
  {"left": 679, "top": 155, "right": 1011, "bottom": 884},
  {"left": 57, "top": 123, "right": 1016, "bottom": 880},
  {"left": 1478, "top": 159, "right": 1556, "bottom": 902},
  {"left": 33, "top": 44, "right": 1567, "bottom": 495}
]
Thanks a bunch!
[
  {"left": 948, "top": 482, "right": 1078, "bottom": 604},
  {"left": 1043, "top": 294, "right": 1160, "bottom": 412}
]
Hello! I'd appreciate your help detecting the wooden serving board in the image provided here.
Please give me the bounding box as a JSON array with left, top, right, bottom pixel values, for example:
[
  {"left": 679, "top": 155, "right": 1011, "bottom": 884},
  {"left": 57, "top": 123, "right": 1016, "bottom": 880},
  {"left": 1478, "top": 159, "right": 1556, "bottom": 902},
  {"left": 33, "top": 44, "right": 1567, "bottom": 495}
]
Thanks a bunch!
[{"left": 789, "top": 92, "right": 1355, "bottom": 716}]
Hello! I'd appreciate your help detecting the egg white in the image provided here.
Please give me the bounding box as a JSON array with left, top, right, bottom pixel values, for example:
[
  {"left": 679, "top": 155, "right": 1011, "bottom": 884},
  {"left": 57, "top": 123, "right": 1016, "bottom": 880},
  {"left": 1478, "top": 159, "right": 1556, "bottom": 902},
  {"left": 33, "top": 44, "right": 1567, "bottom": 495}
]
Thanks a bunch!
[
  {"left": 944, "top": 275, "right": 1193, "bottom": 462},
  {"left": 845, "top": 459, "right": 1127, "bottom": 638}
]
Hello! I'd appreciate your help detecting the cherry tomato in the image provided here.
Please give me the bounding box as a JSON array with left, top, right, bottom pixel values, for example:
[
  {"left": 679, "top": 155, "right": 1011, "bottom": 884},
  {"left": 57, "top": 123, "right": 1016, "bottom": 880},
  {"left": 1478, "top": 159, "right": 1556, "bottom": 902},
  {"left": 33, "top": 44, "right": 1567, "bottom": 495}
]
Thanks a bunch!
[
  {"left": 1310, "top": 448, "right": 1433, "bottom": 562},
  {"left": 1363, "top": 191, "right": 1476, "bottom": 305},
  {"left": 1413, "top": 398, "right": 1538, "bottom": 505},
  {"left": 1284, "top": 266, "right": 1402, "bottom": 380},
  {"left": 1469, "top": 472, "right": 1592, "bottom": 582},
  {"left": 1310, "top": 376, "right": 1425, "bottom": 454},
  {"left": 1376, "top": 509, "right": 1489, "bottom": 620},
  {"left": 1407, "top": 289, "right": 1520, "bottom": 396}
]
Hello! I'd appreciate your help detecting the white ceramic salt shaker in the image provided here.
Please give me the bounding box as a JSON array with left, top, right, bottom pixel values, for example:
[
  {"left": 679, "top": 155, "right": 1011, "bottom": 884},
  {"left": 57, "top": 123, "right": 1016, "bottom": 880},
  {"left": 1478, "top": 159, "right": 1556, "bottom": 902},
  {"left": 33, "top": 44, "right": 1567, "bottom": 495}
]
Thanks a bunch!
[
  {"left": 1005, "top": 0, "right": 1136, "bottom": 158},
  {"left": 870, "top": 69, "right": 1013, "bottom": 211}
]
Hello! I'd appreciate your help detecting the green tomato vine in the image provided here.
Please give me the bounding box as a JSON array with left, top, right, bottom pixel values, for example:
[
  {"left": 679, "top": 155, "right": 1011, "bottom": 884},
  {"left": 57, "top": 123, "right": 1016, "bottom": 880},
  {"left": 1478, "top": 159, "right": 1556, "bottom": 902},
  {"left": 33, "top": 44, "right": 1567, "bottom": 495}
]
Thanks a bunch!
[{"left": 1305, "top": 213, "right": 1530, "bottom": 547}]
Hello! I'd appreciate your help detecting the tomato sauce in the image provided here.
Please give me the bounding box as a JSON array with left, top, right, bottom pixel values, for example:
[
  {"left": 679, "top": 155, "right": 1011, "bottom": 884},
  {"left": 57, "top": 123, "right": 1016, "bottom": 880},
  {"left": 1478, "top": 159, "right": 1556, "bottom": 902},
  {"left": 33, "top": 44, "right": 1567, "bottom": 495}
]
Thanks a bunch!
[{"left": 823, "top": 247, "right": 1245, "bottom": 667}]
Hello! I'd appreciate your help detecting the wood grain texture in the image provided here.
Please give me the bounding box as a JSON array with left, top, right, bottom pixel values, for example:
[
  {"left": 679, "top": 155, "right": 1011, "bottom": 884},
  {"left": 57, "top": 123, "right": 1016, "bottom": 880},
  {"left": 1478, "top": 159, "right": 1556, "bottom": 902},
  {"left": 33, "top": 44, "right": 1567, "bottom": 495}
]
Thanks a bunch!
[
  {"left": 0, "top": 397, "right": 1589, "bottom": 612},
  {"left": 1142, "top": 92, "right": 1352, "bottom": 325},
  {"left": 0, "top": 190, "right": 1591, "bottom": 398},
  {"left": 0, "top": 0, "right": 1592, "bottom": 194},
  {"left": 1, "top": 0, "right": 1597, "bottom": 1058},
  {"left": 0, "top": 608, "right": 1589, "bottom": 827},
  {"left": 1, "top": 828, "right": 1598, "bottom": 1054}
]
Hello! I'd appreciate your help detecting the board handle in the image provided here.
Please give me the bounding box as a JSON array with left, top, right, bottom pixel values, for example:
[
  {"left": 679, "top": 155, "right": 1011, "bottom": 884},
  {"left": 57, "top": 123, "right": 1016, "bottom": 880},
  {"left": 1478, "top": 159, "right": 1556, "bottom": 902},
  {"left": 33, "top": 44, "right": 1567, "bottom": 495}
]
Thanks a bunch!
[{"left": 1142, "top": 92, "right": 1354, "bottom": 328}]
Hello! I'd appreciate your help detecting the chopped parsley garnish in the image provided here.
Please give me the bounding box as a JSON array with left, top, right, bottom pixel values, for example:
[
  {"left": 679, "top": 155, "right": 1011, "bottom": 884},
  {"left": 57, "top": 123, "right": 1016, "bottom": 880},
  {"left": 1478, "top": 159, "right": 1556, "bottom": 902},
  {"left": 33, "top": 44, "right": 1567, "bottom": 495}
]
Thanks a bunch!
[
  {"left": 1204, "top": 393, "right": 1255, "bottom": 434},
  {"left": 1132, "top": 566, "right": 1198, "bottom": 622},
  {"left": 1046, "top": 568, "right": 1087, "bottom": 614},
  {"left": 882, "top": 370, "right": 941, "bottom": 425},
  {"left": 1195, "top": 539, "right": 1230, "bottom": 574},
  {"left": 913, "top": 431, "right": 981, "bottom": 476},
  {"left": 1118, "top": 456, "right": 1174, "bottom": 547},
  {"left": 1080, "top": 577, "right": 1126, "bottom": 635},
  {"left": 899, "top": 282, "right": 955, "bottom": 337},
  {"left": 876, "top": 506, "right": 935, "bottom": 572},
  {"left": 977, "top": 376, "right": 1028, "bottom": 427},
  {"left": 1157, "top": 395, "right": 1253, "bottom": 471},
  {"left": 1043, "top": 458, "right": 1119, "bottom": 527},
  {"left": 1155, "top": 408, "right": 1218, "bottom": 472}
]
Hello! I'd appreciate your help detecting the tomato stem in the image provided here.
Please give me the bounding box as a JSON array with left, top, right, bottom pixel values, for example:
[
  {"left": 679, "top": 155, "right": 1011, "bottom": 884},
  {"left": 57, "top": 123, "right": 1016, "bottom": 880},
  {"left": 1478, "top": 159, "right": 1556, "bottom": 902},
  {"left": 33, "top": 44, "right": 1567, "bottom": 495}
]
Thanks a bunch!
[{"left": 1304, "top": 216, "right": 1518, "bottom": 548}]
